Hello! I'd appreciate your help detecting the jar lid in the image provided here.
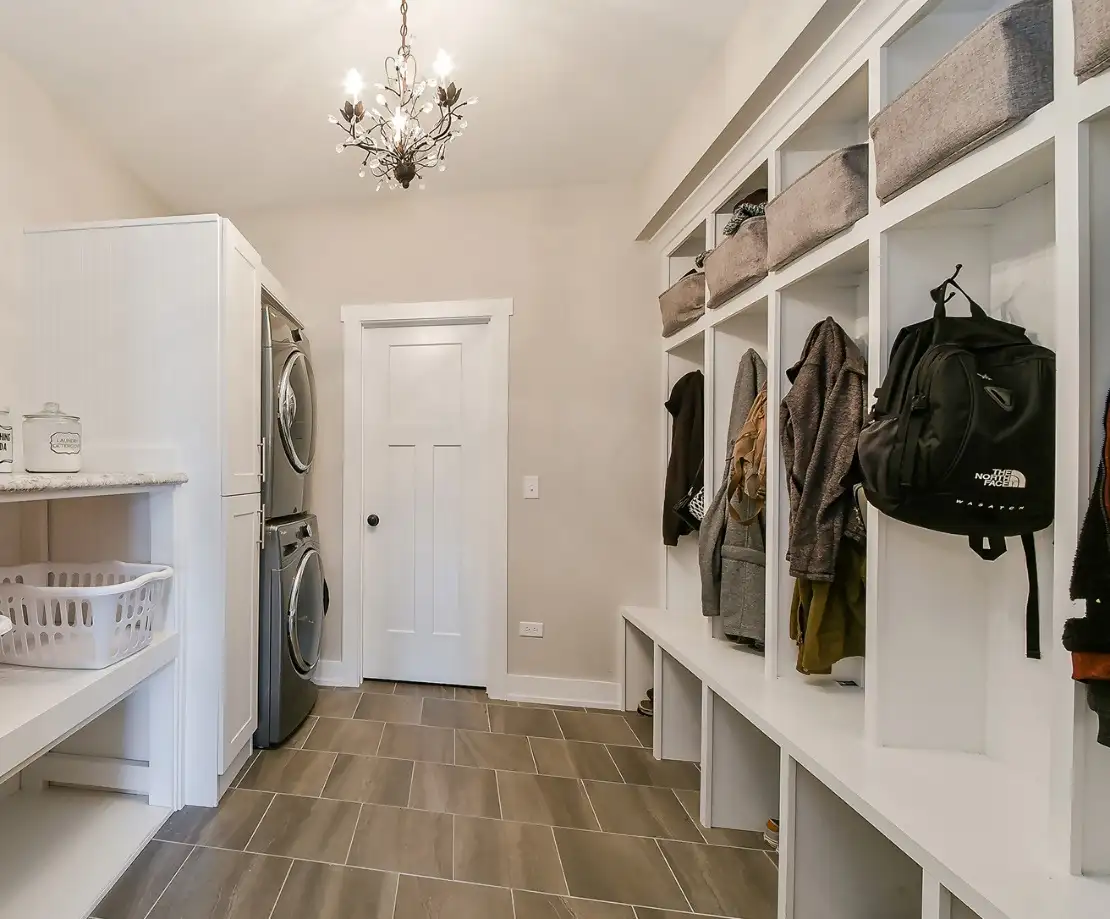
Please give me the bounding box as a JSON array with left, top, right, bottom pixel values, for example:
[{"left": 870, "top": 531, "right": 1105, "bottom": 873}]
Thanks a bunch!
[{"left": 23, "top": 401, "right": 80, "bottom": 422}]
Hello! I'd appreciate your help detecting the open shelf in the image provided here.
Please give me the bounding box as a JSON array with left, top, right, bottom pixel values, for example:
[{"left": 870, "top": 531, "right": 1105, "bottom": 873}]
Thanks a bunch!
[
  {"left": 713, "top": 161, "right": 769, "bottom": 242},
  {"left": 664, "top": 321, "right": 705, "bottom": 355},
  {"left": 779, "top": 64, "right": 869, "bottom": 190},
  {"left": 0, "top": 787, "right": 169, "bottom": 919},
  {"left": 0, "top": 472, "right": 187, "bottom": 505},
  {"left": 0, "top": 631, "right": 179, "bottom": 783}
]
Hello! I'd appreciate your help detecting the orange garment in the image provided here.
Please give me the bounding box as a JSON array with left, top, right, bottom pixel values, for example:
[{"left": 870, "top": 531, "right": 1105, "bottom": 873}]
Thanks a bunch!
[{"left": 728, "top": 383, "right": 767, "bottom": 524}]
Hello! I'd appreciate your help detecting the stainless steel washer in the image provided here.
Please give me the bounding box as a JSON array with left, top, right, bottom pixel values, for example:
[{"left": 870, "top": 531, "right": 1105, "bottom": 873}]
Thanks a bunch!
[
  {"left": 256, "top": 513, "right": 326, "bottom": 748},
  {"left": 262, "top": 298, "right": 316, "bottom": 520}
]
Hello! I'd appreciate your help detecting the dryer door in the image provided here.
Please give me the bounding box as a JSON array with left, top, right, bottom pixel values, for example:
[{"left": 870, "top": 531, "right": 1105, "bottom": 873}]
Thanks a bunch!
[
  {"left": 277, "top": 349, "right": 317, "bottom": 474},
  {"left": 287, "top": 547, "right": 324, "bottom": 674}
]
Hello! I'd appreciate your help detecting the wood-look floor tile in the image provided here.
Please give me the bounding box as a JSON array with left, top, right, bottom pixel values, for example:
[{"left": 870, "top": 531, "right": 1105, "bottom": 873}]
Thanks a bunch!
[
  {"left": 488, "top": 704, "right": 563, "bottom": 739},
  {"left": 394, "top": 681, "right": 455, "bottom": 699},
  {"left": 453, "top": 815, "right": 567, "bottom": 893},
  {"left": 422, "top": 698, "right": 490, "bottom": 731},
  {"left": 281, "top": 715, "right": 317, "bottom": 750},
  {"left": 156, "top": 789, "right": 274, "bottom": 850},
  {"left": 246, "top": 794, "right": 361, "bottom": 863},
  {"left": 454, "top": 686, "right": 490, "bottom": 703},
  {"left": 555, "top": 711, "right": 641, "bottom": 746},
  {"left": 378, "top": 723, "right": 455, "bottom": 763},
  {"left": 237, "top": 749, "right": 337, "bottom": 796},
  {"left": 361, "top": 679, "right": 397, "bottom": 694},
  {"left": 393, "top": 874, "right": 514, "bottom": 919},
  {"left": 270, "top": 860, "right": 397, "bottom": 919},
  {"left": 635, "top": 910, "right": 729, "bottom": 919},
  {"left": 583, "top": 782, "right": 702, "bottom": 842},
  {"left": 606, "top": 746, "right": 700, "bottom": 790},
  {"left": 321, "top": 753, "right": 414, "bottom": 805},
  {"left": 622, "top": 712, "right": 653, "bottom": 747},
  {"left": 94, "top": 840, "right": 193, "bottom": 919},
  {"left": 512, "top": 891, "right": 635, "bottom": 919},
  {"left": 529, "top": 738, "right": 623, "bottom": 782},
  {"left": 409, "top": 761, "right": 501, "bottom": 817},
  {"left": 553, "top": 828, "right": 689, "bottom": 910},
  {"left": 517, "top": 702, "right": 586, "bottom": 712},
  {"left": 658, "top": 840, "right": 778, "bottom": 918},
  {"left": 146, "top": 847, "right": 291, "bottom": 919},
  {"left": 354, "top": 692, "right": 424, "bottom": 724},
  {"left": 496, "top": 772, "right": 598, "bottom": 829},
  {"left": 455, "top": 729, "right": 536, "bottom": 771},
  {"left": 231, "top": 751, "right": 259, "bottom": 788},
  {"left": 673, "top": 790, "right": 771, "bottom": 849},
  {"left": 302, "top": 717, "right": 385, "bottom": 755},
  {"left": 314, "top": 691, "right": 361, "bottom": 719},
  {"left": 346, "top": 804, "right": 453, "bottom": 878}
]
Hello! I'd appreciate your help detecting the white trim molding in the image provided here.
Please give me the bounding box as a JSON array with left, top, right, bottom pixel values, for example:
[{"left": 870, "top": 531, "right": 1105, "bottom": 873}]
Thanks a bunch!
[
  {"left": 496, "top": 675, "right": 622, "bottom": 711},
  {"left": 341, "top": 298, "right": 512, "bottom": 698}
]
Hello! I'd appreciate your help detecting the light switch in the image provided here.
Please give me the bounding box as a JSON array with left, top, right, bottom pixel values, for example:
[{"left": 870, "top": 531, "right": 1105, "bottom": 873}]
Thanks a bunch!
[{"left": 523, "top": 475, "right": 540, "bottom": 499}]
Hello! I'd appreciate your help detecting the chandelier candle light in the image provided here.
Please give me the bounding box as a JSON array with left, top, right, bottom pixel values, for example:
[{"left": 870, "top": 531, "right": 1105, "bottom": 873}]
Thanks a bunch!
[{"left": 332, "top": 0, "right": 476, "bottom": 190}]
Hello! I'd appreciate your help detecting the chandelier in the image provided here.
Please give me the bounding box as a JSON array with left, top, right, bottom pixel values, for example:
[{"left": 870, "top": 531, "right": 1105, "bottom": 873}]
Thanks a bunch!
[{"left": 331, "top": 0, "right": 476, "bottom": 190}]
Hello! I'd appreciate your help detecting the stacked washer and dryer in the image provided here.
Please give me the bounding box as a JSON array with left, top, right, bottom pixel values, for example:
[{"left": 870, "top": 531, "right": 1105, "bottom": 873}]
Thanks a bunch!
[{"left": 255, "top": 293, "right": 327, "bottom": 748}]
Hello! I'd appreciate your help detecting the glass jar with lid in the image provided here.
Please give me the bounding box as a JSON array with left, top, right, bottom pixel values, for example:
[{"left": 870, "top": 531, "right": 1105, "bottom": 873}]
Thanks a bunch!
[{"left": 23, "top": 402, "right": 82, "bottom": 473}]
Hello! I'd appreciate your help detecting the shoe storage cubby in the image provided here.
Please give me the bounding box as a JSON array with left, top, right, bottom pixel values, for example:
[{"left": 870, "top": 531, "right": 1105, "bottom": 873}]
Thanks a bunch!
[{"left": 639, "top": 0, "right": 1110, "bottom": 913}]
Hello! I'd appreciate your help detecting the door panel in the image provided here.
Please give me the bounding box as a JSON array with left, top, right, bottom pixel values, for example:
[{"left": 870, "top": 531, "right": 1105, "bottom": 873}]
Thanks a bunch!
[
  {"left": 362, "top": 323, "right": 491, "bottom": 686},
  {"left": 221, "top": 493, "right": 261, "bottom": 773},
  {"left": 221, "top": 220, "right": 262, "bottom": 497}
]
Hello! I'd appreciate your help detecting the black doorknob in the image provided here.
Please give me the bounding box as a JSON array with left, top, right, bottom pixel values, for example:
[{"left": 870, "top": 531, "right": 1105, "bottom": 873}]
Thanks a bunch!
[{"left": 367, "top": 514, "right": 380, "bottom": 527}]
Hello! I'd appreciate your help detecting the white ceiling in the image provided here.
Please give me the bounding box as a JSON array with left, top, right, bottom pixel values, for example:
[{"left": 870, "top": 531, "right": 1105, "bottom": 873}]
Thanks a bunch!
[{"left": 0, "top": 0, "right": 744, "bottom": 212}]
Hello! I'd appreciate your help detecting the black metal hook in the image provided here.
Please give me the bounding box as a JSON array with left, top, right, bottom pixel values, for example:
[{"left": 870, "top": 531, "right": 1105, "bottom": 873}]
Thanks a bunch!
[{"left": 930, "top": 263, "right": 964, "bottom": 306}]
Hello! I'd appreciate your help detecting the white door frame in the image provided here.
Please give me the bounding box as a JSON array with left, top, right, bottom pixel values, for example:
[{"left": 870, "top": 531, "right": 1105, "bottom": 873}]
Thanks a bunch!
[{"left": 340, "top": 299, "right": 512, "bottom": 698}]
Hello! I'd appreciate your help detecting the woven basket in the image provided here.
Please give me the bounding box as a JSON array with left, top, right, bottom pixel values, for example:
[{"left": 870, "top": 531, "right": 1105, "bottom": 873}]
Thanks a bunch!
[
  {"left": 1075, "top": 0, "right": 1110, "bottom": 81},
  {"left": 659, "top": 272, "right": 705, "bottom": 337}
]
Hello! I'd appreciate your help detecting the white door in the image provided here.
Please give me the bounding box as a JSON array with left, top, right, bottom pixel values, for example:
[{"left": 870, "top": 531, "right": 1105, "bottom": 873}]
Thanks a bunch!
[
  {"left": 361, "top": 321, "right": 493, "bottom": 686},
  {"left": 220, "top": 492, "right": 261, "bottom": 773},
  {"left": 220, "top": 219, "right": 262, "bottom": 497}
]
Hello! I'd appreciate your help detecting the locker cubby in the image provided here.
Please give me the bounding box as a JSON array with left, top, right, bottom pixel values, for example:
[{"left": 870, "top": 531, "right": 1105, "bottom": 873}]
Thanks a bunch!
[
  {"left": 668, "top": 222, "right": 707, "bottom": 285},
  {"left": 654, "top": 647, "right": 702, "bottom": 762},
  {"left": 772, "top": 243, "right": 869, "bottom": 686},
  {"left": 665, "top": 335, "right": 706, "bottom": 614},
  {"left": 713, "top": 161, "right": 770, "bottom": 242},
  {"left": 786, "top": 761, "right": 921, "bottom": 919},
  {"left": 779, "top": 64, "right": 870, "bottom": 190},
  {"left": 881, "top": 0, "right": 1034, "bottom": 106},
  {"left": 871, "top": 173, "right": 1056, "bottom": 830},
  {"left": 700, "top": 686, "right": 780, "bottom": 835}
]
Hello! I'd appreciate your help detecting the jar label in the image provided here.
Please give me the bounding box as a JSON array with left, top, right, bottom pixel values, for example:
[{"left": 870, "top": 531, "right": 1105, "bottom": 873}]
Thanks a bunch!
[
  {"left": 50, "top": 431, "right": 81, "bottom": 455},
  {"left": 0, "top": 424, "right": 11, "bottom": 466}
]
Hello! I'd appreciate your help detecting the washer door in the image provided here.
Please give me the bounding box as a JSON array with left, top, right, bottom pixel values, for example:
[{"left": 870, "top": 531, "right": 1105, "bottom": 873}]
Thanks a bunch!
[
  {"left": 277, "top": 350, "right": 317, "bottom": 474},
  {"left": 287, "top": 548, "right": 324, "bottom": 674}
]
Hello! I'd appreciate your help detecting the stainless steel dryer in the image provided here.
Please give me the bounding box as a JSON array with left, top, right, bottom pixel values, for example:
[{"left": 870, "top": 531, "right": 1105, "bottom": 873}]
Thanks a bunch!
[
  {"left": 262, "top": 297, "right": 317, "bottom": 520},
  {"left": 256, "top": 513, "right": 326, "bottom": 748}
]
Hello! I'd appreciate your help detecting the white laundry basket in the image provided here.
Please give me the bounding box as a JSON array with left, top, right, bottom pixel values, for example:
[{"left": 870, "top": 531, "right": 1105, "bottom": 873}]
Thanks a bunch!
[{"left": 0, "top": 562, "right": 173, "bottom": 669}]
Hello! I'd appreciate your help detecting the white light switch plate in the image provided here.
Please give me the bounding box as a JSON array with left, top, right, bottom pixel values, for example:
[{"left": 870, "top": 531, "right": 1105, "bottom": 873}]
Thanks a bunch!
[
  {"left": 519, "top": 621, "right": 544, "bottom": 638},
  {"left": 523, "top": 475, "right": 540, "bottom": 499}
]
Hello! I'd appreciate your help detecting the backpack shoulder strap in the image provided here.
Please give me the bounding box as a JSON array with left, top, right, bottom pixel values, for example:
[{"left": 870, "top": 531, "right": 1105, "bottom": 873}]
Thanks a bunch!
[{"left": 968, "top": 534, "right": 1041, "bottom": 660}]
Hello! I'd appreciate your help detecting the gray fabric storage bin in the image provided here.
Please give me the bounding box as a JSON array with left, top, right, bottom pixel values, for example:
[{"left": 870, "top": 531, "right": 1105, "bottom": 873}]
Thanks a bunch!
[
  {"left": 705, "top": 218, "right": 768, "bottom": 308},
  {"left": 1074, "top": 0, "right": 1110, "bottom": 81},
  {"left": 870, "top": 0, "right": 1053, "bottom": 202},
  {"left": 659, "top": 272, "right": 705, "bottom": 337},
  {"left": 766, "top": 145, "right": 869, "bottom": 270}
]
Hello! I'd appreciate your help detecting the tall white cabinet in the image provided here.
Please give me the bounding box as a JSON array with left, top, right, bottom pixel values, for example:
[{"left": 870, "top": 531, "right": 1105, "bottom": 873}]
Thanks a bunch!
[{"left": 24, "top": 215, "right": 272, "bottom": 805}]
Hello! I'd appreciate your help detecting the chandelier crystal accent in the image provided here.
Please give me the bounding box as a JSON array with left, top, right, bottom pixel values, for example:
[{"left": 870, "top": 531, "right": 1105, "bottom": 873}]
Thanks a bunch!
[{"left": 332, "top": 0, "right": 475, "bottom": 190}]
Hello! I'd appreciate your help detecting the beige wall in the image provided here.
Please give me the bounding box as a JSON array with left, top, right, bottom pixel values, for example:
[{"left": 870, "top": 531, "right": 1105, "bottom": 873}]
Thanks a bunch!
[
  {"left": 0, "top": 52, "right": 165, "bottom": 397},
  {"left": 235, "top": 183, "right": 660, "bottom": 683}
]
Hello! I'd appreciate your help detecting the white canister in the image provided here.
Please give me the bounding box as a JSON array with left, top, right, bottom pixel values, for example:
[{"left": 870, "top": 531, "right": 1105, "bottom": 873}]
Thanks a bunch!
[
  {"left": 23, "top": 403, "right": 82, "bottom": 473},
  {"left": 0, "top": 408, "right": 12, "bottom": 473}
]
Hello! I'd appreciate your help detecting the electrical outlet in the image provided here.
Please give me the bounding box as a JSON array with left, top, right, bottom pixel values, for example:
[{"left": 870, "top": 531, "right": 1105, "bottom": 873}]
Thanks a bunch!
[
  {"left": 523, "top": 475, "right": 540, "bottom": 499},
  {"left": 519, "top": 621, "right": 544, "bottom": 638}
]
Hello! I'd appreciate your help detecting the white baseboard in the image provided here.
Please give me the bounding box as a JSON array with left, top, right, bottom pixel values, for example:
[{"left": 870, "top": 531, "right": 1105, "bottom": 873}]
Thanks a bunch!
[
  {"left": 314, "top": 658, "right": 360, "bottom": 688},
  {"left": 496, "top": 674, "right": 621, "bottom": 710}
]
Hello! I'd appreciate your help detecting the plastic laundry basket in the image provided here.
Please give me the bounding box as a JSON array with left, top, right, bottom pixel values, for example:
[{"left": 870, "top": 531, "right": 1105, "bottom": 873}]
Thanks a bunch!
[{"left": 0, "top": 562, "right": 173, "bottom": 669}]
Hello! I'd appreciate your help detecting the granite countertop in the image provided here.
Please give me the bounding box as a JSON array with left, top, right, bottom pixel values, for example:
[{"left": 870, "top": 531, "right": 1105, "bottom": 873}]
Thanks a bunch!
[{"left": 0, "top": 472, "right": 189, "bottom": 493}]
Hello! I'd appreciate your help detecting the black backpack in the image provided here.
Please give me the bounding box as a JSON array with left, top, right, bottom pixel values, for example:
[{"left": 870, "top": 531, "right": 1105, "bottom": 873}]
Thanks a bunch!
[{"left": 857, "top": 265, "right": 1055, "bottom": 659}]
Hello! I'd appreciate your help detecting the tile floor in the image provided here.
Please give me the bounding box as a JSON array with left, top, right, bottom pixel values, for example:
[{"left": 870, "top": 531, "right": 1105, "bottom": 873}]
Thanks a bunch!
[{"left": 95, "top": 683, "right": 778, "bottom": 919}]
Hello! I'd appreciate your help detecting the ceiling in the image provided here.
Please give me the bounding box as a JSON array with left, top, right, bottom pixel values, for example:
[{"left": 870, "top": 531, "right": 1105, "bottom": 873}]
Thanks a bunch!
[{"left": 0, "top": 0, "right": 744, "bottom": 212}]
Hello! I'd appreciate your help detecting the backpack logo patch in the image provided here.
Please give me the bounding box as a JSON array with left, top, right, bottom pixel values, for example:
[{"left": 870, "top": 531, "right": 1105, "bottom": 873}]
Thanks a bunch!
[
  {"left": 984, "top": 385, "right": 1014, "bottom": 412},
  {"left": 974, "top": 469, "right": 1026, "bottom": 488}
]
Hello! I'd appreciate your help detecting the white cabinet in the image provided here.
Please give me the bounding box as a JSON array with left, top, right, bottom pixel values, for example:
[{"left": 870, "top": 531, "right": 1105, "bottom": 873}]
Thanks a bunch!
[
  {"left": 219, "top": 492, "right": 260, "bottom": 773},
  {"left": 221, "top": 221, "right": 262, "bottom": 497}
]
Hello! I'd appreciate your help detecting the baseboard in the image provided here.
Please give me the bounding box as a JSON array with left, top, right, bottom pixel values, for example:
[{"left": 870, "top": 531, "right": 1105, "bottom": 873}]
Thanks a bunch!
[
  {"left": 496, "top": 674, "right": 621, "bottom": 710},
  {"left": 314, "top": 658, "right": 360, "bottom": 688}
]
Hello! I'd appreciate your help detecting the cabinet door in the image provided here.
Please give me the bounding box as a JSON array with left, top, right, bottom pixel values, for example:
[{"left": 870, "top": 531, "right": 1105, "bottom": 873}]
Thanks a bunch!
[
  {"left": 221, "top": 220, "right": 262, "bottom": 497},
  {"left": 220, "top": 492, "right": 261, "bottom": 773}
]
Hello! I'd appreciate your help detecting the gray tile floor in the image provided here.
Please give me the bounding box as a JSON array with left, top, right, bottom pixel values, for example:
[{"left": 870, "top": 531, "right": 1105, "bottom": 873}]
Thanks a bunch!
[{"left": 95, "top": 683, "right": 778, "bottom": 919}]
